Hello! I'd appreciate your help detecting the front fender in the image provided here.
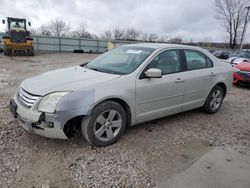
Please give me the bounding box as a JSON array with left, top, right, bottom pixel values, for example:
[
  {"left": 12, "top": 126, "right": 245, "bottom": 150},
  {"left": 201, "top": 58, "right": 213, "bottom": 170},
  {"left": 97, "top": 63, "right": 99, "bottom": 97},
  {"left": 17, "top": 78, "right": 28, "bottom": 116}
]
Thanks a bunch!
[{"left": 51, "top": 90, "right": 95, "bottom": 128}]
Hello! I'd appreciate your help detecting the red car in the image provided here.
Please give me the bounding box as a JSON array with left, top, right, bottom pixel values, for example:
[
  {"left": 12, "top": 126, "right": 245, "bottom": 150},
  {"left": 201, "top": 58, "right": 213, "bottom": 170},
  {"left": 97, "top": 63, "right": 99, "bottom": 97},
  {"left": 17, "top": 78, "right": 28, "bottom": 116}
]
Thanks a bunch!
[{"left": 233, "top": 60, "right": 250, "bottom": 84}]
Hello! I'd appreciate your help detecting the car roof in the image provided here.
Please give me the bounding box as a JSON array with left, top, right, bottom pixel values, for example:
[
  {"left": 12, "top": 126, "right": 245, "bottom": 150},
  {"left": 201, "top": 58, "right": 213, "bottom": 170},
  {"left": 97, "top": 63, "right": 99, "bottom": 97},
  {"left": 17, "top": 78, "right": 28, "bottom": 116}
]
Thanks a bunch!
[{"left": 123, "top": 43, "right": 202, "bottom": 50}]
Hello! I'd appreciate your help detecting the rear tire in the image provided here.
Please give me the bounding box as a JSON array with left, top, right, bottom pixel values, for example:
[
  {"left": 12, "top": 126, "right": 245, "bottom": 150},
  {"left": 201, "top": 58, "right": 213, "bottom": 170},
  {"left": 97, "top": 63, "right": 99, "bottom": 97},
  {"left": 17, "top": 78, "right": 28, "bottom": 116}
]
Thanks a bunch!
[
  {"left": 81, "top": 101, "right": 127, "bottom": 147},
  {"left": 203, "top": 85, "right": 224, "bottom": 114}
]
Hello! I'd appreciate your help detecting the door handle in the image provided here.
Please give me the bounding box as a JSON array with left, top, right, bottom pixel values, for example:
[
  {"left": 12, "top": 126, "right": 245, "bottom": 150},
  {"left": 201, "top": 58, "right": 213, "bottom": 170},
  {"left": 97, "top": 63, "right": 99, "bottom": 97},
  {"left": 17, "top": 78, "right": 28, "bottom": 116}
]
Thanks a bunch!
[
  {"left": 175, "top": 78, "right": 184, "bottom": 83},
  {"left": 209, "top": 72, "right": 216, "bottom": 76}
]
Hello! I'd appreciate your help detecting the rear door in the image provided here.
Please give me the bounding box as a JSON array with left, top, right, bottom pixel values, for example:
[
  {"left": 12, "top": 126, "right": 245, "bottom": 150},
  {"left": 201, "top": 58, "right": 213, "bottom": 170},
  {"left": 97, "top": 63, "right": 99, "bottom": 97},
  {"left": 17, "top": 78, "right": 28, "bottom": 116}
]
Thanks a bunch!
[{"left": 181, "top": 49, "right": 216, "bottom": 111}]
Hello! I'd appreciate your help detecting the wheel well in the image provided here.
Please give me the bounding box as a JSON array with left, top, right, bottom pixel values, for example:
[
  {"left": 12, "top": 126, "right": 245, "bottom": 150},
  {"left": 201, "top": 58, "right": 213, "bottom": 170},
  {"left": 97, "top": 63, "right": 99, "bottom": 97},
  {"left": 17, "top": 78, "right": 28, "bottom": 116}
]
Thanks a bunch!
[
  {"left": 63, "top": 115, "right": 82, "bottom": 137},
  {"left": 63, "top": 98, "right": 132, "bottom": 137},
  {"left": 102, "top": 98, "right": 132, "bottom": 127},
  {"left": 216, "top": 82, "right": 227, "bottom": 96}
]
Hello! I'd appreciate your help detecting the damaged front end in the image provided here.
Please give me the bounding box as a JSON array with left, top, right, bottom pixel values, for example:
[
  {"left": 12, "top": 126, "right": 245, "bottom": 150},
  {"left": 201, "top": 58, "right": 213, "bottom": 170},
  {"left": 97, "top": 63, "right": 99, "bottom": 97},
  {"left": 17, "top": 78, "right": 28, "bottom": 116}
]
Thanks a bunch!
[{"left": 10, "top": 88, "right": 95, "bottom": 139}]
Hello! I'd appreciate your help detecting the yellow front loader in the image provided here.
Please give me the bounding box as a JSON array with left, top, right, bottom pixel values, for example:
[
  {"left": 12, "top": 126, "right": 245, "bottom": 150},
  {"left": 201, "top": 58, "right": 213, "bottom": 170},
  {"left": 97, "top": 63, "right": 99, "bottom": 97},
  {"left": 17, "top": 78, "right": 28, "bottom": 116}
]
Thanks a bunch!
[{"left": 2, "top": 17, "right": 34, "bottom": 56}]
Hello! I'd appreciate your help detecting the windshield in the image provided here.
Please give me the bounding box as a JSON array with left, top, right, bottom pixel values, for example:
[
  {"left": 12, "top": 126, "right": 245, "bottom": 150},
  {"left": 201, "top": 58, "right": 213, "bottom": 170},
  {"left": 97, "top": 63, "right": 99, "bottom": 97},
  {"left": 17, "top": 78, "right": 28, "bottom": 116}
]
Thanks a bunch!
[
  {"left": 9, "top": 19, "right": 25, "bottom": 30},
  {"left": 86, "top": 46, "right": 154, "bottom": 74}
]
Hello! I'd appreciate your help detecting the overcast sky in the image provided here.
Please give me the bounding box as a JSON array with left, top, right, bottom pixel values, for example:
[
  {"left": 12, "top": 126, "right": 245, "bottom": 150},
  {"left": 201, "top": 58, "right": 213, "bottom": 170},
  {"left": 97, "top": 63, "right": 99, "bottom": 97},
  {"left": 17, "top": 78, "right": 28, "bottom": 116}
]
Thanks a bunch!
[{"left": 0, "top": 0, "right": 249, "bottom": 43}]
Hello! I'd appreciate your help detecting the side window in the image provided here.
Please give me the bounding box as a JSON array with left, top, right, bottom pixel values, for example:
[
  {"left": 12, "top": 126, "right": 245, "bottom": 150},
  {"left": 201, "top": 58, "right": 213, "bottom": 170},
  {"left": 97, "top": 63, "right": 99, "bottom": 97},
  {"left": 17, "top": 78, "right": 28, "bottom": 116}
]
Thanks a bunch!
[
  {"left": 206, "top": 57, "right": 213, "bottom": 68},
  {"left": 184, "top": 50, "right": 207, "bottom": 70},
  {"left": 148, "top": 50, "right": 181, "bottom": 75}
]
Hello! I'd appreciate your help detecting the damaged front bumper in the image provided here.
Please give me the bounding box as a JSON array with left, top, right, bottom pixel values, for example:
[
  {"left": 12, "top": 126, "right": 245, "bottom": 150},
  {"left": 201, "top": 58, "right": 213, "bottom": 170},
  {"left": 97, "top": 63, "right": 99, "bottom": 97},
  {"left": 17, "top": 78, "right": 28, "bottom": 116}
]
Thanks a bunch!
[
  {"left": 10, "top": 95, "right": 68, "bottom": 139},
  {"left": 10, "top": 89, "right": 95, "bottom": 140}
]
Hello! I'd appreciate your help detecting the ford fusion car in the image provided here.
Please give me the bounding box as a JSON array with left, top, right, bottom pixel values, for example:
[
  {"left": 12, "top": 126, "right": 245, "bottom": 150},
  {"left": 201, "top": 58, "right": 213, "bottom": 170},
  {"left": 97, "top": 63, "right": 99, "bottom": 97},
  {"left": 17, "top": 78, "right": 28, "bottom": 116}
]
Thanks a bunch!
[{"left": 10, "top": 43, "right": 233, "bottom": 146}]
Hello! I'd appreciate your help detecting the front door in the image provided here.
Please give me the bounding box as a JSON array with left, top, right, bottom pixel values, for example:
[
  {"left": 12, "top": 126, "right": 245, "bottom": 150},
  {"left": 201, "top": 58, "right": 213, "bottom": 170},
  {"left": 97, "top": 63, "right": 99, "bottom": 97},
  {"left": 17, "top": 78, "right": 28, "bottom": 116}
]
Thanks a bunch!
[{"left": 135, "top": 49, "right": 185, "bottom": 122}]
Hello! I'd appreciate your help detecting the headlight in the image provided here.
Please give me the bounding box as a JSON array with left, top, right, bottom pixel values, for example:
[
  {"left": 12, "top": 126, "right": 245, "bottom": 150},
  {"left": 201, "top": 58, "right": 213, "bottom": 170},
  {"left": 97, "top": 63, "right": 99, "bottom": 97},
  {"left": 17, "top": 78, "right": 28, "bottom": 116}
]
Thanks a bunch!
[
  {"left": 233, "top": 67, "right": 240, "bottom": 73},
  {"left": 38, "top": 92, "right": 69, "bottom": 113}
]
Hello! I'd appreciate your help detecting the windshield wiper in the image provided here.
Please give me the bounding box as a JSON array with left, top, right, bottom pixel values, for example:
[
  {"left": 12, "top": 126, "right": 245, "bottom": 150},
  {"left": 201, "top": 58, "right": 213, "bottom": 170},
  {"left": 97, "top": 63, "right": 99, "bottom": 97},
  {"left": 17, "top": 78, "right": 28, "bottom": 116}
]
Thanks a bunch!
[
  {"left": 86, "top": 66, "right": 122, "bottom": 75},
  {"left": 89, "top": 67, "right": 104, "bottom": 72},
  {"left": 86, "top": 66, "right": 107, "bottom": 73},
  {"left": 82, "top": 63, "right": 124, "bottom": 75},
  {"left": 79, "top": 62, "right": 89, "bottom": 67}
]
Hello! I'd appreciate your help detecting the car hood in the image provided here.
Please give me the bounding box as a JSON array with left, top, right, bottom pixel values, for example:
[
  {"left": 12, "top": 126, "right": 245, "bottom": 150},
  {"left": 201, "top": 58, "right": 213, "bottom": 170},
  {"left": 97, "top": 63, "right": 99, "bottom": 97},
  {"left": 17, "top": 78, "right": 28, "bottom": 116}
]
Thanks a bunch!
[
  {"left": 236, "top": 62, "right": 250, "bottom": 71},
  {"left": 21, "top": 66, "right": 121, "bottom": 96}
]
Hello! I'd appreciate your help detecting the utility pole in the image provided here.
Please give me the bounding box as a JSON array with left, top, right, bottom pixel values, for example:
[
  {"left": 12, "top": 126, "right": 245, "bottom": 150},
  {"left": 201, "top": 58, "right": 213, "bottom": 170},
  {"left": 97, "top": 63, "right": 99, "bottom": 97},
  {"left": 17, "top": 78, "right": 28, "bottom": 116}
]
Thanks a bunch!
[{"left": 240, "top": 6, "right": 250, "bottom": 50}]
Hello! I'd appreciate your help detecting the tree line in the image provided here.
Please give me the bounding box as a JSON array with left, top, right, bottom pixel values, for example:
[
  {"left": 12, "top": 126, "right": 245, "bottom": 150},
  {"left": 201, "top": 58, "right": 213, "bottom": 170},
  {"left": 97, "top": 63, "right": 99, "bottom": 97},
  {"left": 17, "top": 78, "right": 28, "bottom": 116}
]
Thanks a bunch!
[{"left": 30, "top": 19, "right": 183, "bottom": 43}]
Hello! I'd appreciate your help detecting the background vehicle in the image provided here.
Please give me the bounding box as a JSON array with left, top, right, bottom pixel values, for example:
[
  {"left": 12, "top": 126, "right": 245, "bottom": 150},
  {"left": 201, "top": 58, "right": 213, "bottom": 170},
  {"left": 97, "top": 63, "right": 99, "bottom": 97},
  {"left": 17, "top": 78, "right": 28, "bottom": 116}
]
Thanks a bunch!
[
  {"left": 10, "top": 44, "right": 232, "bottom": 146},
  {"left": 233, "top": 60, "right": 250, "bottom": 85},
  {"left": 229, "top": 51, "right": 240, "bottom": 58},
  {"left": 2, "top": 17, "right": 34, "bottom": 56},
  {"left": 208, "top": 49, "right": 216, "bottom": 53},
  {"left": 213, "top": 50, "right": 231, "bottom": 60},
  {"left": 227, "top": 50, "right": 250, "bottom": 65}
]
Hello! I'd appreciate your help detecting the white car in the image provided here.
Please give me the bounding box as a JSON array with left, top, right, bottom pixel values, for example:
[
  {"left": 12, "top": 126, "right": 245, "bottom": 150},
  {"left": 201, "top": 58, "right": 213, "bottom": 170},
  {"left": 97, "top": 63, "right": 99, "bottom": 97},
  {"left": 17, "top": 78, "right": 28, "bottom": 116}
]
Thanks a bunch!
[
  {"left": 227, "top": 57, "right": 249, "bottom": 65},
  {"left": 10, "top": 43, "right": 233, "bottom": 146},
  {"left": 227, "top": 50, "right": 250, "bottom": 65}
]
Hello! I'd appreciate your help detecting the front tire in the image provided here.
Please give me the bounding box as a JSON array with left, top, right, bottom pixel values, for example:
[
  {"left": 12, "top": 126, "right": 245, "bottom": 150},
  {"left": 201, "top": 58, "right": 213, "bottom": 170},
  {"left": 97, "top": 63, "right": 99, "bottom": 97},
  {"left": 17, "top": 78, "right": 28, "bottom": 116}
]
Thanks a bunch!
[
  {"left": 3, "top": 47, "right": 11, "bottom": 55},
  {"left": 27, "top": 47, "right": 34, "bottom": 56},
  {"left": 81, "top": 101, "right": 127, "bottom": 147},
  {"left": 203, "top": 85, "right": 224, "bottom": 114}
]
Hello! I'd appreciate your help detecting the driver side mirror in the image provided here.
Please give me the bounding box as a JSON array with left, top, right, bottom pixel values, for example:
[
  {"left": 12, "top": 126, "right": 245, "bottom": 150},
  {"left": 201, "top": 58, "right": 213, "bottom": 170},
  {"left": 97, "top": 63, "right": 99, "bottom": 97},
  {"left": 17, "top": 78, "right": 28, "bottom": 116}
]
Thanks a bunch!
[
  {"left": 2, "top": 19, "right": 5, "bottom": 24},
  {"left": 28, "top": 22, "right": 31, "bottom": 26},
  {"left": 145, "top": 68, "right": 162, "bottom": 78}
]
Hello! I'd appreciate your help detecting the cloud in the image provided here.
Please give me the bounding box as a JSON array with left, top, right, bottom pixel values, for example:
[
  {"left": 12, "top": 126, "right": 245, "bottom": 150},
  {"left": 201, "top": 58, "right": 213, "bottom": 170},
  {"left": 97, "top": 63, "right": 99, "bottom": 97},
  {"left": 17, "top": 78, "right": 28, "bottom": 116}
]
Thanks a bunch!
[{"left": 0, "top": 0, "right": 249, "bottom": 43}]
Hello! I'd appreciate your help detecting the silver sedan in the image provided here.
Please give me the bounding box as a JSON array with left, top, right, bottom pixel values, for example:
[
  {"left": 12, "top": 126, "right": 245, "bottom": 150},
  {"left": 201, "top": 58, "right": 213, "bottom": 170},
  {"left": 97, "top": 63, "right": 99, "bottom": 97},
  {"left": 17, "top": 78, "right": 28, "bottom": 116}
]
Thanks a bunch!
[{"left": 10, "top": 43, "right": 233, "bottom": 146}]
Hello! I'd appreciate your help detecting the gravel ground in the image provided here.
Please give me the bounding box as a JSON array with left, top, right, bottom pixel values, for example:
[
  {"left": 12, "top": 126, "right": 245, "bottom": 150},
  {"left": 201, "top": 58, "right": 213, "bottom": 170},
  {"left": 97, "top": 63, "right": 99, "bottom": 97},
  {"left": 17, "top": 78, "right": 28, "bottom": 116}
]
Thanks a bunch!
[{"left": 0, "top": 53, "right": 250, "bottom": 188}]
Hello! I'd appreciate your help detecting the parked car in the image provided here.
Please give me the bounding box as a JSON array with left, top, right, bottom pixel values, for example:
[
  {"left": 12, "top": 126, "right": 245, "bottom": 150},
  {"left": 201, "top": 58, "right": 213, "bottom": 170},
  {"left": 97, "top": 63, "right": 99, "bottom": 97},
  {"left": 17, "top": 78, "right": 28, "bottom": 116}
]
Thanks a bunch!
[
  {"left": 213, "top": 50, "right": 231, "bottom": 60},
  {"left": 208, "top": 49, "right": 216, "bottom": 53},
  {"left": 229, "top": 51, "right": 240, "bottom": 58},
  {"left": 9, "top": 43, "right": 233, "bottom": 146},
  {"left": 233, "top": 60, "right": 250, "bottom": 85},
  {"left": 227, "top": 50, "right": 250, "bottom": 65}
]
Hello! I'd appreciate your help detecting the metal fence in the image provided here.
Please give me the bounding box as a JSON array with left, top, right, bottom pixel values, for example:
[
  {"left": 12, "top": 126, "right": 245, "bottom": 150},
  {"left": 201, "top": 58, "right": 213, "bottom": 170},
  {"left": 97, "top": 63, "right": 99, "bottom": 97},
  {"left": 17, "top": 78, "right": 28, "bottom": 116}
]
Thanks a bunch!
[
  {"left": 0, "top": 32, "right": 108, "bottom": 53},
  {"left": 0, "top": 32, "right": 235, "bottom": 53}
]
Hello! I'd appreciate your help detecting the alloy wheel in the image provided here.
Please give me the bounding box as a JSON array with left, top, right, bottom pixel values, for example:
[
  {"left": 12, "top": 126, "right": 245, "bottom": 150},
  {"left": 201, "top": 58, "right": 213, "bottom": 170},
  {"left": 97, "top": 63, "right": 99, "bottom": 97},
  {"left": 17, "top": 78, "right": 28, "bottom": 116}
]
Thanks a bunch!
[
  {"left": 94, "top": 110, "right": 122, "bottom": 142},
  {"left": 210, "top": 90, "right": 223, "bottom": 111}
]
